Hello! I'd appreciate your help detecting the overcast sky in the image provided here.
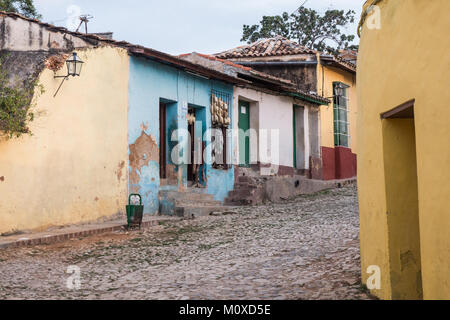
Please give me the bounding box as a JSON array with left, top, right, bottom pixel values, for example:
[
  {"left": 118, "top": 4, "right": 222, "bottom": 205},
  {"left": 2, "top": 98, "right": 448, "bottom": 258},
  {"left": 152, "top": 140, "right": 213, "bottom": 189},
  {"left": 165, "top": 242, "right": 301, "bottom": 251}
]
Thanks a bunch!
[{"left": 34, "top": 0, "right": 365, "bottom": 55}]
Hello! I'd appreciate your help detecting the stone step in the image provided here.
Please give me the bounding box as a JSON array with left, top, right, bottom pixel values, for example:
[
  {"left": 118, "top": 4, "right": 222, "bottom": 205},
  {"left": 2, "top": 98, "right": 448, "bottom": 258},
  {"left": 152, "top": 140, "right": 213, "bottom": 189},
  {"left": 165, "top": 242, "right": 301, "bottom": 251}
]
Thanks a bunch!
[
  {"left": 185, "top": 187, "right": 210, "bottom": 194},
  {"left": 160, "top": 191, "right": 216, "bottom": 202},
  {"left": 236, "top": 182, "right": 259, "bottom": 189},
  {"left": 175, "top": 205, "right": 228, "bottom": 218},
  {"left": 227, "top": 189, "right": 254, "bottom": 198},
  {"left": 237, "top": 176, "right": 253, "bottom": 183},
  {"left": 175, "top": 199, "right": 222, "bottom": 207},
  {"left": 224, "top": 197, "right": 252, "bottom": 206}
]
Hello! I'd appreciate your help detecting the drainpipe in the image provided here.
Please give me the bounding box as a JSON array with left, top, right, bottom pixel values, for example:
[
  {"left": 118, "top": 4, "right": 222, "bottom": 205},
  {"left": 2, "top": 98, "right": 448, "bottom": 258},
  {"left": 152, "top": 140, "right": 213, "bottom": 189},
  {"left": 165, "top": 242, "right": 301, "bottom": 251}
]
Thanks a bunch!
[{"left": 322, "top": 65, "right": 325, "bottom": 97}]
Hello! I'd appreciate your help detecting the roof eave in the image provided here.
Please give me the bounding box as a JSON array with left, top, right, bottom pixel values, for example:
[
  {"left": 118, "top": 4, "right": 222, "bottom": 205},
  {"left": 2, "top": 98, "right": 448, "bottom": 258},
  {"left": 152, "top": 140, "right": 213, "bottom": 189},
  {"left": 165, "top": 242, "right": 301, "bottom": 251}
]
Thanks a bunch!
[
  {"left": 320, "top": 55, "right": 357, "bottom": 74},
  {"left": 0, "top": 11, "right": 248, "bottom": 87},
  {"left": 129, "top": 48, "right": 250, "bottom": 86},
  {"left": 287, "top": 92, "right": 330, "bottom": 106}
]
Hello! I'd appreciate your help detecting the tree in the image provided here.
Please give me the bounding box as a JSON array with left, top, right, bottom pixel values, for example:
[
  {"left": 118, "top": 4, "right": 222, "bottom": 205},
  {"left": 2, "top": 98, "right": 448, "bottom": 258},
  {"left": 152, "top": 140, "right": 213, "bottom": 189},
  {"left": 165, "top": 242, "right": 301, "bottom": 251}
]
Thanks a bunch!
[
  {"left": 0, "top": 56, "right": 44, "bottom": 139},
  {"left": 0, "top": 0, "right": 41, "bottom": 19},
  {"left": 241, "top": 7, "right": 358, "bottom": 55}
]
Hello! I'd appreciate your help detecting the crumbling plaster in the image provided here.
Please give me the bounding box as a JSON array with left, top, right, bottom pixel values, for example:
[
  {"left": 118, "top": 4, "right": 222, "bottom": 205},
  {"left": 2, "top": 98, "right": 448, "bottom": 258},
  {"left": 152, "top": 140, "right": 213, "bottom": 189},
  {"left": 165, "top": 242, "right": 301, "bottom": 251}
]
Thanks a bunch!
[
  {"left": 128, "top": 56, "right": 235, "bottom": 214},
  {"left": 0, "top": 15, "right": 98, "bottom": 52}
]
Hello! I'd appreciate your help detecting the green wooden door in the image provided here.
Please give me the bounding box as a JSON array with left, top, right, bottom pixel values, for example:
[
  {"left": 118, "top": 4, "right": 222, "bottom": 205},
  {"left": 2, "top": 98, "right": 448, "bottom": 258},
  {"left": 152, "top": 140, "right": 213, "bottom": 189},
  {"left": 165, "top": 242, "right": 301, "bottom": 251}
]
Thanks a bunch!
[{"left": 238, "top": 100, "right": 250, "bottom": 167}]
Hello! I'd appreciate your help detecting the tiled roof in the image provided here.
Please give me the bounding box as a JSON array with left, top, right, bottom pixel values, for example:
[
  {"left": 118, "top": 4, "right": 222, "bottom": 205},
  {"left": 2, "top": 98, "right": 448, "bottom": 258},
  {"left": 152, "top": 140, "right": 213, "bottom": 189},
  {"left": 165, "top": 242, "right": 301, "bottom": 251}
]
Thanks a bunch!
[
  {"left": 216, "top": 36, "right": 316, "bottom": 59},
  {"left": 1, "top": 11, "right": 329, "bottom": 105},
  {"left": 179, "top": 53, "right": 252, "bottom": 72},
  {"left": 179, "top": 53, "right": 330, "bottom": 105},
  {"left": 179, "top": 53, "right": 295, "bottom": 85},
  {"left": 0, "top": 11, "right": 248, "bottom": 86},
  {"left": 339, "top": 49, "right": 358, "bottom": 63},
  {"left": 320, "top": 54, "right": 357, "bottom": 74}
]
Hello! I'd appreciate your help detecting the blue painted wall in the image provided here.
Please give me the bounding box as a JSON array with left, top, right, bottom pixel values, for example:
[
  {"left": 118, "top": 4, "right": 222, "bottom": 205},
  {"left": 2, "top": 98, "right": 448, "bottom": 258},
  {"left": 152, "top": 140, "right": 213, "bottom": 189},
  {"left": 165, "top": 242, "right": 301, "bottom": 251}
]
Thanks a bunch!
[{"left": 128, "top": 56, "right": 235, "bottom": 214}]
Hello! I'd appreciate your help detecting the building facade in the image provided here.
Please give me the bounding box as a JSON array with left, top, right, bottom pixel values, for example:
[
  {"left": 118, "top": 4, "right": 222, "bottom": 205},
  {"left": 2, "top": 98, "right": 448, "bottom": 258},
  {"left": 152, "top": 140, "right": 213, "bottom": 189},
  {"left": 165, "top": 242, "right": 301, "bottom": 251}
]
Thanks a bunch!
[
  {"left": 179, "top": 53, "right": 329, "bottom": 205},
  {"left": 0, "top": 12, "right": 242, "bottom": 231},
  {"left": 358, "top": 0, "right": 450, "bottom": 300},
  {"left": 217, "top": 37, "right": 358, "bottom": 180},
  {"left": 0, "top": 11, "right": 130, "bottom": 233},
  {"left": 317, "top": 54, "right": 358, "bottom": 180},
  {"left": 128, "top": 54, "right": 236, "bottom": 214},
  {"left": 0, "top": 12, "right": 331, "bottom": 232}
]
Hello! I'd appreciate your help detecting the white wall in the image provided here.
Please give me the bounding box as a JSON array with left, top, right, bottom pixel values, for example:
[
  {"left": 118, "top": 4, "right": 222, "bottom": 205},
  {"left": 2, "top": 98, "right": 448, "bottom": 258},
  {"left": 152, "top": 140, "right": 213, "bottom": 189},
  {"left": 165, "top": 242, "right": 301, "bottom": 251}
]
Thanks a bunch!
[
  {"left": 233, "top": 87, "right": 320, "bottom": 174},
  {"left": 233, "top": 87, "right": 297, "bottom": 171}
]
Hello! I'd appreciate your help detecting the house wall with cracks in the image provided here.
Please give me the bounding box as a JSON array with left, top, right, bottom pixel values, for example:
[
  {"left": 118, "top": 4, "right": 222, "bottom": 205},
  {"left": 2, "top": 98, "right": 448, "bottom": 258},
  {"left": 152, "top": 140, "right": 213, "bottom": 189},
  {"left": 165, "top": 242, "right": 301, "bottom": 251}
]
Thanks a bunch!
[{"left": 128, "top": 56, "right": 235, "bottom": 215}]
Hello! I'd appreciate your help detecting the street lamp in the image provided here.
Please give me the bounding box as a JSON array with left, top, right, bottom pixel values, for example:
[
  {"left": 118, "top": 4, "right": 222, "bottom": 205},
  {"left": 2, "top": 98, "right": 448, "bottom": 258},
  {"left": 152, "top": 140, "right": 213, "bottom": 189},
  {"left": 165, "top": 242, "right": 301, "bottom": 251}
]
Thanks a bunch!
[
  {"left": 55, "top": 52, "right": 84, "bottom": 79},
  {"left": 333, "top": 83, "right": 347, "bottom": 98},
  {"left": 53, "top": 52, "right": 84, "bottom": 97},
  {"left": 324, "top": 82, "right": 348, "bottom": 101}
]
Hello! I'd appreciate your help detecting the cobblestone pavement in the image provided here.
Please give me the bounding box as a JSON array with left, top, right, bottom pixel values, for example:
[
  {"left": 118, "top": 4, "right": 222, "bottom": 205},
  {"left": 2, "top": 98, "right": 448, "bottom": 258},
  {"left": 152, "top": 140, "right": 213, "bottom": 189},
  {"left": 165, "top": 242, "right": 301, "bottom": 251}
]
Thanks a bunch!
[{"left": 0, "top": 185, "right": 375, "bottom": 300}]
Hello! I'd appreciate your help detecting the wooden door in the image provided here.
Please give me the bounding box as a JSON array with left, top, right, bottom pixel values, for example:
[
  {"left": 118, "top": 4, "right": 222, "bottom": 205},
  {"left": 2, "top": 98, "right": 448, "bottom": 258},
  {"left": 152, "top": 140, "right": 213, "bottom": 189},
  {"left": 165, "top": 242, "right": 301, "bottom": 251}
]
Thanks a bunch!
[{"left": 238, "top": 100, "right": 250, "bottom": 167}]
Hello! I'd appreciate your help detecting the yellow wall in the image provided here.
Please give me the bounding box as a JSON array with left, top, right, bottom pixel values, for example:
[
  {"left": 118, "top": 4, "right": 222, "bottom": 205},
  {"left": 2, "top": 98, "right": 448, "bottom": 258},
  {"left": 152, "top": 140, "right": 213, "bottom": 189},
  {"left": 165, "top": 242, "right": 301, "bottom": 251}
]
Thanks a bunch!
[
  {"left": 383, "top": 119, "right": 422, "bottom": 299},
  {"left": 358, "top": 0, "right": 450, "bottom": 300},
  {"left": 317, "top": 57, "right": 358, "bottom": 153},
  {"left": 0, "top": 46, "right": 129, "bottom": 234}
]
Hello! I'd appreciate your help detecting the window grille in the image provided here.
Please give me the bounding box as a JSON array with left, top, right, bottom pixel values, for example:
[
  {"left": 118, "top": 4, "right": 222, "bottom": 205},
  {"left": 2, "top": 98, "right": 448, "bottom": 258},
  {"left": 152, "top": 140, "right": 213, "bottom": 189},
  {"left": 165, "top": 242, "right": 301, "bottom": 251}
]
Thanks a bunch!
[
  {"left": 333, "top": 82, "right": 350, "bottom": 148},
  {"left": 210, "top": 89, "right": 231, "bottom": 169}
]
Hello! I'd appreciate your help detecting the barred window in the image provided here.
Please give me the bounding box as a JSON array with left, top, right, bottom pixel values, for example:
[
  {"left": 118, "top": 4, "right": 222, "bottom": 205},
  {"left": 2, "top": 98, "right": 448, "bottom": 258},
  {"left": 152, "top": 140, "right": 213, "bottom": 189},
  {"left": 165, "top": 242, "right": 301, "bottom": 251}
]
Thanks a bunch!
[
  {"left": 211, "top": 90, "right": 231, "bottom": 170},
  {"left": 333, "top": 82, "right": 350, "bottom": 148}
]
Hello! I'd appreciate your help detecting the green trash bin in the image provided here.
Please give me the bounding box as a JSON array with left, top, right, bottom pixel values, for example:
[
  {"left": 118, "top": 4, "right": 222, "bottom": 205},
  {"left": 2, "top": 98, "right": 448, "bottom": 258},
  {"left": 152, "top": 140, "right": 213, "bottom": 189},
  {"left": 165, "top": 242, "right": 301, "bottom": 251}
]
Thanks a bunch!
[{"left": 126, "top": 194, "right": 144, "bottom": 229}]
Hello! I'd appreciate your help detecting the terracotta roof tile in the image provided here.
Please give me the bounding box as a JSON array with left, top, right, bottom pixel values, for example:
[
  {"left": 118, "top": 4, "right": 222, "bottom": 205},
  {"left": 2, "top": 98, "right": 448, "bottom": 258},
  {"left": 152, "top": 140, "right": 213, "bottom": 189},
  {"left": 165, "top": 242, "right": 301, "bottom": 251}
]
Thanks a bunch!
[
  {"left": 178, "top": 53, "right": 330, "bottom": 105},
  {"left": 1, "top": 11, "right": 329, "bottom": 105},
  {"left": 320, "top": 54, "right": 357, "bottom": 73},
  {"left": 216, "top": 36, "right": 316, "bottom": 59},
  {"left": 0, "top": 11, "right": 249, "bottom": 86}
]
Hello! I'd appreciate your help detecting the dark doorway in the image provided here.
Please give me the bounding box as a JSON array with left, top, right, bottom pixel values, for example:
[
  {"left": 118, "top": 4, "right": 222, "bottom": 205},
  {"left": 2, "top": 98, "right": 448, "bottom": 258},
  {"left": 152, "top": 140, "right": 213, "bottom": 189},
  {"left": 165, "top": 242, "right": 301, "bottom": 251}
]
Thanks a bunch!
[
  {"left": 159, "top": 103, "right": 167, "bottom": 180},
  {"left": 187, "top": 107, "right": 195, "bottom": 182},
  {"left": 187, "top": 107, "right": 205, "bottom": 186}
]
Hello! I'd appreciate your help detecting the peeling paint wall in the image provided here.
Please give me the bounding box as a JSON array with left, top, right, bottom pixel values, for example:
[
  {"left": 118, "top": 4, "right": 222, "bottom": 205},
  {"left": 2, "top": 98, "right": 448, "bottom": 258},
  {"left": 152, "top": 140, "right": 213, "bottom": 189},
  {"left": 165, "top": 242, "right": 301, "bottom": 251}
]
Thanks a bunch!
[
  {"left": 128, "top": 57, "right": 235, "bottom": 214},
  {"left": 252, "top": 64, "right": 317, "bottom": 94},
  {"left": 0, "top": 46, "right": 130, "bottom": 234},
  {"left": 230, "top": 54, "right": 318, "bottom": 94}
]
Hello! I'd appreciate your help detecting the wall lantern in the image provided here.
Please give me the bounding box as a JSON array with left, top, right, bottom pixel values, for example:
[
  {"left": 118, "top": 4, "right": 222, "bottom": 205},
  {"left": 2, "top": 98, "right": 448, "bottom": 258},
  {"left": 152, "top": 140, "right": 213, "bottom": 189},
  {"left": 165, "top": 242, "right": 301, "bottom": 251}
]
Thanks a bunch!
[
  {"left": 53, "top": 52, "right": 84, "bottom": 97},
  {"left": 324, "top": 82, "right": 348, "bottom": 102},
  {"left": 333, "top": 83, "right": 347, "bottom": 98},
  {"left": 55, "top": 52, "right": 84, "bottom": 78}
]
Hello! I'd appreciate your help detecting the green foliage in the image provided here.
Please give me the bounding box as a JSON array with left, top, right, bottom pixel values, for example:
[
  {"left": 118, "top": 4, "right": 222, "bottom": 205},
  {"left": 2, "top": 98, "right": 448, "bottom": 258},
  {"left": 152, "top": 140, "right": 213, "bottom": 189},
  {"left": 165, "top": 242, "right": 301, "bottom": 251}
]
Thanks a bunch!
[
  {"left": 0, "top": 59, "right": 44, "bottom": 139},
  {"left": 0, "top": 0, "right": 41, "bottom": 19},
  {"left": 242, "top": 7, "right": 358, "bottom": 55}
]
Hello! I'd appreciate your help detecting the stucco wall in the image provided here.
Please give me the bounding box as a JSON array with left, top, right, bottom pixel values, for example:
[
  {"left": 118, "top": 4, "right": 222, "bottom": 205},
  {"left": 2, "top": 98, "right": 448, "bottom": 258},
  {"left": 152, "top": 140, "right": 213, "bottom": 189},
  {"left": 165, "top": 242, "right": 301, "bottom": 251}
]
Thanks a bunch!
[
  {"left": 358, "top": 0, "right": 450, "bottom": 300},
  {"left": 0, "top": 14, "right": 97, "bottom": 52},
  {"left": 128, "top": 57, "right": 235, "bottom": 213},
  {"left": 228, "top": 54, "right": 318, "bottom": 94},
  {"left": 0, "top": 46, "right": 129, "bottom": 234},
  {"left": 317, "top": 63, "right": 357, "bottom": 153},
  {"left": 251, "top": 64, "right": 317, "bottom": 93}
]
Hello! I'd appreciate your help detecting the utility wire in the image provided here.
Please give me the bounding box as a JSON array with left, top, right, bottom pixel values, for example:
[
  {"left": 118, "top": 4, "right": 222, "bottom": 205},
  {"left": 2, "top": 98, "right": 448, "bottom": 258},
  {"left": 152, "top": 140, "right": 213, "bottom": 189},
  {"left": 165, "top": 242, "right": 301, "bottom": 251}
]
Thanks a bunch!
[{"left": 291, "top": 0, "right": 309, "bottom": 15}]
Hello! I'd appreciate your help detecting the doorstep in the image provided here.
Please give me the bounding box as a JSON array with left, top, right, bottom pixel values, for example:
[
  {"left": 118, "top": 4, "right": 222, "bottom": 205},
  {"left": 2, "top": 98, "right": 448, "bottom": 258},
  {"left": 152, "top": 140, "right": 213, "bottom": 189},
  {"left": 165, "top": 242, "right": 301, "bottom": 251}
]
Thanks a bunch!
[{"left": 0, "top": 216, "right": 179, "bottom": 250}]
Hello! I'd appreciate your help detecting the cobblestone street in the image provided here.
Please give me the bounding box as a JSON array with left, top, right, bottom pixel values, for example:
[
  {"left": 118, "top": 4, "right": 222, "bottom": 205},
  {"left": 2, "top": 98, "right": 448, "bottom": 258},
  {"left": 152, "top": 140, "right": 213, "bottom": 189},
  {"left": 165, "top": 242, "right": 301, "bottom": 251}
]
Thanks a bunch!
[{"left": 0, "top": 185, "right": 374, "bottom": 300}]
